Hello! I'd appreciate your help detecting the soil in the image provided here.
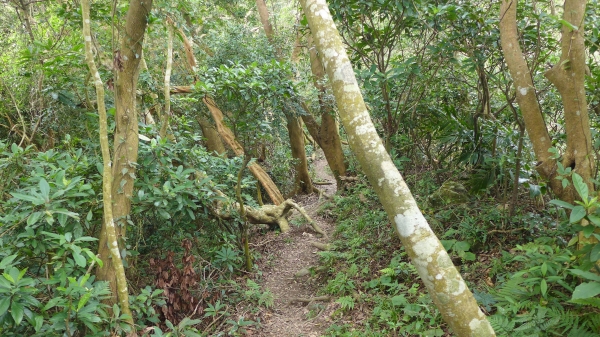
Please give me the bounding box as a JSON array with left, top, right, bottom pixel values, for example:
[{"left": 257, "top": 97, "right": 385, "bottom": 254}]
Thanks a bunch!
[{"left": 254, "top": 150, "right": 337, "bottom": 337}]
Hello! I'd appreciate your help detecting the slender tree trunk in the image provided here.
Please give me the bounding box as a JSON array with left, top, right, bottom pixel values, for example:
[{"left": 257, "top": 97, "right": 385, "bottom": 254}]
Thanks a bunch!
[
  {"left": 287, "top": 115, "right": 313, "bottom": 193},
  {"left": 160, "top": 20, "right": 173, "bottom": 140},
  {"left": 255, "top": 0, "right": 313, "bottom": 194},
  {"left": 499, "top": 0, "right": 561, "bottom": 194},
  {"left": 81, "top": 0, "right": 135, "bottom": 330},
  {"left": 299, "top": 1, "right": 495, "bottom": 335},
  {"left": 307, "top": 35, "right": 347, "bottom": 184},
  {"left": 96, "top": 0, "right": 153, "bottom": 304}
]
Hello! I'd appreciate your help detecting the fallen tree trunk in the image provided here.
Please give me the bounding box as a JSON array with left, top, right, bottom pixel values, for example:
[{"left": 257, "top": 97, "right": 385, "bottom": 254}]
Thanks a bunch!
[{"left": 195, "top": 171, "right": 325, "bottom": 236}]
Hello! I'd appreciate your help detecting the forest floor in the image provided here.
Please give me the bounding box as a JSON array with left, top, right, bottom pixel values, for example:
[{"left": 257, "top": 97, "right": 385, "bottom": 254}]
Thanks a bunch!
[{"left": 254, "top": 150, "right": 338, "bottom": 337}]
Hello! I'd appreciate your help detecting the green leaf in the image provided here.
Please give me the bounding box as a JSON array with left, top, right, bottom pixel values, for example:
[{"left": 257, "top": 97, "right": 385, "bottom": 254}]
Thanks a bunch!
[
  {"left": 569, "top": 269, "right": 600, "bottom": 282},
  {"left": 27, "top": 212, "right": 43, "bottom": 226},
  {"left": 39, "top": 178, "right": 50, "bottom": 201},
  {"left": 0, "top": 297, "right": 10, "bottom": 316},
  {"left": 391, "top": 295, "right": 407, "bottom": 306},
  {"left": 571, "top": 282, "right": 600, "bottom": 300},
  {"left": 454, "top": 241, "right": 470, "bottom": 252},
  {"left": 10, "top": 192, "right": 44, "bottom": 204},
  {"left": 588, "top": 214, "right": 600, "bottom": 227},
  {"left": 0, "top": 255, "right": 18, "bottom": 270},
  {"left": 590, "top": 244, "right": 600, "bottom": 262},
  {"left": 462, "top": 252, "right": 476, "bottom": 261},
  {"left": 11, "top": 301, "right": 24, "bottom": 325},
  {"left": 570, "top": 206, "right": 586, "bottom": 223},
  {"left": 549, "top": 199, "right": 574, "bottom": 210},
  {"left": 572, "top": 173, "right": 589, "bottom": 201},
  {"left": 541, "top": 262, "right": 547, "bottom": 277},
  {"left": 540, "top": 279, "right": 548, "bottom": 297},
  {"left": 73, "top": 251, "right": 86, "bottom": 268},
  {"left": 77, "top": 292, "right": 92, "bottom": 312}
]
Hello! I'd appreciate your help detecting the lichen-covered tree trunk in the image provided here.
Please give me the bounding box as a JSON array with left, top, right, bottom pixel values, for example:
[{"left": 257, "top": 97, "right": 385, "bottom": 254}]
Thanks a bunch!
[
  {"left": 307, "top": 35, "right": 347, "bottom": 185},
  {"left": 299, "top": 1, "right": 495, "bottom": 335},
  {"left": 81, "top": 0, "right": 135, "bottom": 329},
  {"left": 499, "top": 0, "right": 560, "bottom": 194},
  {"left": 96, "top": 0, "right": 153, "bottom": 304}
]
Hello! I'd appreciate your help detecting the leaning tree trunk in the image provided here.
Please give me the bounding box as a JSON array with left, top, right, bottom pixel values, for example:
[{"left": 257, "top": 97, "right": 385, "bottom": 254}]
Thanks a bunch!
[
  {"left": 499, "top": 0, "right": 560, "bottom": 194},
  {"left": 96, "top": 0, "right": 153, "bottom": 305},
  {"left": 203, "top": 97, "right": 285, "bottom": 204},
  {"left": 81, "top": 0, "right": 135, "bottom": 329},
  {"left": 299, "top": 1, "right": 495, "bottom": 336}
]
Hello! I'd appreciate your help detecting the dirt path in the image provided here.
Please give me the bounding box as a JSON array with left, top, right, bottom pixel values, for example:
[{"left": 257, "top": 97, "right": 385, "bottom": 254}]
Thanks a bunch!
[{"left": 256, "top": 150, "right": 337, "bottom": 337}]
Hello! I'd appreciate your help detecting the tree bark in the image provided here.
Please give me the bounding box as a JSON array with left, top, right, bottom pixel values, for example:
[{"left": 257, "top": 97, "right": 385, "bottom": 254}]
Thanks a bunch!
[
  {"left": 499, "top": 0, "right": 561, "bottom": 194},
  {"left": 96, "top": 0, "right": 153, "bottom": 305},
  {"left": 196, "top": 115, "right": 226, "bottom": 155},
  {"left": 307, "top": 35, "right": 347, "bottom": 185},
  {"left": 203, "top": 97, "right": 285, "bottom": 204},
  {"left": 81, "top": 0, "right": 135, "bottom": 329},
  {"left": 299, "top": 1, "right": 495, "bottom": 336},
  {"left": 543, "top": 0, "right": 594, "bottom": 203},
  {"left": 287, "top": 114, "right": 313, "bottom": 193}
]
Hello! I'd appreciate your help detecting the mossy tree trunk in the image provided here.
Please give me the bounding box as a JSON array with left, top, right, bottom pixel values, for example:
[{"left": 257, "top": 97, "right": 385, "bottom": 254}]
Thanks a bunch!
[
  {"left": 299, "top": 1, "right": 495, "bottom": 335},
  {"left": 96, "top": 0, "right": 153, "bottom": 306},
  {"left": 81, "top": 0, "right": 135, "bottom": 330}
]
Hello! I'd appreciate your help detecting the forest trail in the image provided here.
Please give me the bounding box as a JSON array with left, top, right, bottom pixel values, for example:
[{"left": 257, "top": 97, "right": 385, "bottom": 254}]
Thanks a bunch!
[{"left": 256, "top": 150, "right": 337, "bottom": 337}]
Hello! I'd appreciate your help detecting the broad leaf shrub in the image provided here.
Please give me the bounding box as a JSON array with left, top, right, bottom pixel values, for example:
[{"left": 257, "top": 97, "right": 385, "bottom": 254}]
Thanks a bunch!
[{"left": 0, "top": 138, "right": 272, "bottom": 335}]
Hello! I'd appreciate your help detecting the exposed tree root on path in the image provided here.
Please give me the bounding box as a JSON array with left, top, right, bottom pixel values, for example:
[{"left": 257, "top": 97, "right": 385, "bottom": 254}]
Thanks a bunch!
[{"left": 255, "top": 149, "right": 337, "bottom": 337}]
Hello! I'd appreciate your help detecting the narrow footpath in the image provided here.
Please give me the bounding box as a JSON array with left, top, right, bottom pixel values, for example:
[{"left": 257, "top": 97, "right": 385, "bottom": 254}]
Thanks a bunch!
[{"left": 257, "top": 150, "right": 337, "bottom": 337}]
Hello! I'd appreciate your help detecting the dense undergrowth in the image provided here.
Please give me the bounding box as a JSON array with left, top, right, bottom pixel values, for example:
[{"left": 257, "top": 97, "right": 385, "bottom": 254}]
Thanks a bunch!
[
  {"left": 0, "top": 127, "right": 282, "bottom": 336},
  {"left": 312, "top": 171, "right": 600, "bottom": 337}
]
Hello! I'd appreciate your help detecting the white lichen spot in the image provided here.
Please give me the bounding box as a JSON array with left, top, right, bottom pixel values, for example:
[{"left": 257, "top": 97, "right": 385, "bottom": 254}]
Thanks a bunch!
[
  {"left": 111, "top": 240, "right": 119, "bottom": 248},
  {"left": 85, "top": 36, "right": 92, "bottom": 42},
  {"left": 381, "top": 160, "right": 404, "bottom": 196},
  {"left": 85, "top": 19, "right": 90, "bottom": 24},
  {"left": 516, "top": 71, "right": 521, "bottom": 75},
  {"left": 574, "top": 150, "right": 578, "bottom": 155},
  {"left": 343, "top": 84, "right": 359, "bottom": 93},
  {"left": 576, "top": 110, "right": 580, "bottom": 116},
  {"left": 395, "top": 213, "right": 416, "bottom": 237},
  {"left": 508, "top": 43, "right": 513, "bottom": 48},
  {"left": 332, "top": 63, "right": 355, "bottom": 84},
  {"left": 450, "top": 278, "right": 467, "bottom": 296},
  {"left": 571, "top": 72, "right": 575, "bottom": 77},
  {"left": 469, "top": 318, "right": 482, "bottom": 331},
  {"left": 355, "top": 124, "right": 371, "bottom": 135},
  {"left": 540, "top": 136, "right": 546, "bottom": 142},
  {"left": 413, "top": 236, "right": 438, "bottom": 259},
  {"left": 322, "top": 47, "right": 338, "bottom": 60},
  {"left": 378, "top": 178, "right": 384, "bottom": 186},
  {"left": 427, "top": 257, "right": 432, "bottom": 263},
  {"left": 518, "top": 86, "right": 528, "bottom": 96},
  {"left": 123, "top": 55, "right": 129, "bottom": 61},
  {"left": 436, "top": 274, "right": 443, "bottom": 280}
]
